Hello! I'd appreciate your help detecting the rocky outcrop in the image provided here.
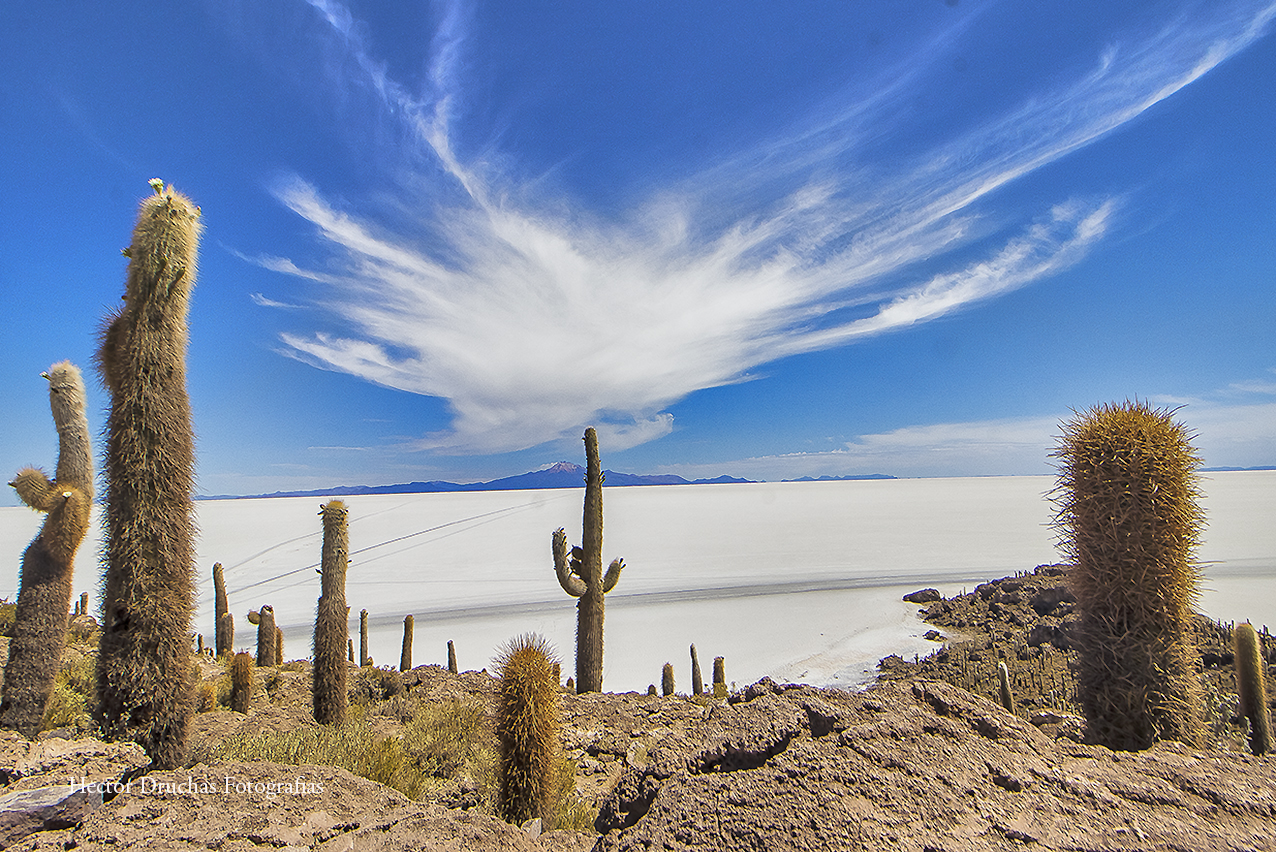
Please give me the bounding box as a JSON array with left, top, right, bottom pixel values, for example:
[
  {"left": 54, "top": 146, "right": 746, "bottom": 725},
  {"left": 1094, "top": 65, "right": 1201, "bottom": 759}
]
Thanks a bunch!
[{"left": 595, "top": 678, "right": 1276, "bottom": 851}]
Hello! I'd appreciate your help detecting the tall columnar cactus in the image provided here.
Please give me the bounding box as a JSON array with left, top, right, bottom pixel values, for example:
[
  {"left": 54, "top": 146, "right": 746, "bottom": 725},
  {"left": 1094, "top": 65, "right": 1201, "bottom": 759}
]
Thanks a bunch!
[
  {"left": 1052, "top": 400, "right": 1206, "bottom": 750},
  {"left": 1, "top": 363, "right": 93, "bottom": 737},
  {"left": 495, "top": 634, "right": 561, "bottom": 827},
  {"left": 219, "top": 613, "right": 234, "bottom": 659},
  {"left": 713, "top": 656, "right": 726, "bottom": 698},
  {"left": 1234, "top": 622, "right": 1272, "bottom": 755},
  {"left": 447, "top": 640, "right": 458, "bottom": 674},
  {"left": 213, "top": 563, "right": 230, "bottom": 658},
  {"left": 313, "top": 501, "right": 350, "bottom": 725},
  {"left": 360, "top": 609, "right": 369, "bottom": 667},
  {"left": 661, "top": 663, "right": 675, "bottom": 696},
  {"left": 690, "top": 644, "right": 703, "bottom": 696},
  {"left": 229, "top": 652, "right": 253, "bottom": 714},
  {"left": 95, "top": 180, "right": 201, "bottom": 770},
  {"left": 552, "top": 428, "right": 626, "bottom": 693},
  {"left": 256, "top": 605, "right": 277, "bottom": 668},
  {"left": 400, "top": 615, "right": 414, "bottom": 672}
]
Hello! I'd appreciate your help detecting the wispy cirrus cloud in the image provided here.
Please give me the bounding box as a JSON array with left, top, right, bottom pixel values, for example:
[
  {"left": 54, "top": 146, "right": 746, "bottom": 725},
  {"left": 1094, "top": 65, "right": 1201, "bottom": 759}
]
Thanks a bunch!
[{"left": 255, "top": 0, "right": 1276, "bottom": 455}]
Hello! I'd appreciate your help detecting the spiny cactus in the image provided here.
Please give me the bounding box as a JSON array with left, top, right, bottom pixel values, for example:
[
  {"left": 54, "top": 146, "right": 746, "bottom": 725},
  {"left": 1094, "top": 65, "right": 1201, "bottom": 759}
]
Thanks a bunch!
[
  {"left": 1052, "top": 400, "right": 1206, "bottom": 750},
  {"left": 713, "top": 657, "right": 726, "bottom": 698},
  {"left": 400, "top": 615, "right": 414, "bottom": 672},
  {"left": 495, "top": 634, "right": 561, "bottom": 827},
  {"left": 360, "top": 609, "right": 369, "bottom": 667},
  {"left": 1, "top": 363, "right": 93, "bottom": 737},
  {"left": 661, "top": 663, "right": 675, "bottom": 696},
  {"left": 219, "top": 613, "right": 234, "bottom": 659},
  {"left": 275, "top": 626, "right": 284, "bottom": 666},
  {"left": 552, "top": 428, "right": 626, "bottom": 693},
  {"left": 690, "top": 644, "right": 703, "bottom": 696},
  {"left": 256, "top": 605, "right": 277, "bottom": 667},
  {"left": 1234, "top": 622, "right": 1272, "bottom": 755},
  {"left": 313, "top": 501, "right": 350, "bottom": 725},
  {"left": 213, "top": 563, "right": 230, "bottom": 658},
  {"left": 229, "top": 652, "right": 253, "bottom": 714},
  {"left": 997, "top": 661, "right": 1016, "bottom": 714},
  {"left": 348, "top": 638, "right": 354, "bottom": 663},
  {"left": 95, "top": 181, "right": 201, "bottom": 770},
  {"left": 447, "top": 640, "right": 458, "bottom": 674}
]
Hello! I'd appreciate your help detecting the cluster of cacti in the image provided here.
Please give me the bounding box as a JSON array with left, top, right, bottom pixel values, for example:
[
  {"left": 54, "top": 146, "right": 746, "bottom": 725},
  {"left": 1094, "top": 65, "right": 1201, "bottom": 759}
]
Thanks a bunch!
[
  {"left": 997, "top": 661, "right": 1016, "bottom": 714},
  {"left": 1, "top": 363, "right": 94, "bottom": 737},
  {"left": 213, "top": 563, "right": 232, "bottom": 658},
  {"left": 1052, "top": 400, "right": 1206, "bottom": 750},
  {"left": 662, "top": 663, "right": 675, "bottom": 696},
  {"left": 229, "top": 652, "right": 253, "bottom": 714},
  {"left": 401, "top": 615, "right": 413, "bottom": 672},
  {"left": 95, "top": 181, "right": 202, "bottom": 770},
  {"left": 494, "top": 634, "right": 561, "bottom": 827},
  {"left": 1234, "top": 622, "right": 1272, "bottom": 755},
  {"left": 313, "top": 501, "right": 350, "bottom": 725},
  {"left": 552, "top": 428, "right": 626, "bottom": 693},
  {"left": 255, "top": 606, "right": 277, "bottom": 667},
  {"left": 690, "top": 644, "right": 703, "bottom": 696}
]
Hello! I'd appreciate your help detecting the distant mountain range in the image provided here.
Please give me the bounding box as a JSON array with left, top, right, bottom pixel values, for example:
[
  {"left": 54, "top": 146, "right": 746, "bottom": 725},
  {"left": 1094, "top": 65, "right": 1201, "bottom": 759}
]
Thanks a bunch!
[{"left": 198, "top": 461, "right": 766, "bottom": 500}]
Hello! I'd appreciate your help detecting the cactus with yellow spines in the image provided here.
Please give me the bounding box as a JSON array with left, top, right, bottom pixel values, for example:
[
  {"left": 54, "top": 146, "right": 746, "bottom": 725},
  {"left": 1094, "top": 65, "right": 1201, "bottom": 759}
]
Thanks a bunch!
[
  {"left": 495, "top": 634, "right": 561, "bottom": 827},
  {"left": 229, "top": 652, "right": 253, "bottom": 714},
  {"left": 1, "top": 363, "right": 93, "bottom": 737},
  {"left": 552, "top": 427, "right": 626, "bottom": 693},
  {"left": 1234, "top": 622, "right": 1272, "bottom": 755},
  {"left": 1052, "top": 400, "right": 1206, "bottom": 750},
  {"left": 313, "top": 501, "right": 350, "bottom": 724},
  {"left": 95, "top": 180, "right": 202, "bottom": 769}
]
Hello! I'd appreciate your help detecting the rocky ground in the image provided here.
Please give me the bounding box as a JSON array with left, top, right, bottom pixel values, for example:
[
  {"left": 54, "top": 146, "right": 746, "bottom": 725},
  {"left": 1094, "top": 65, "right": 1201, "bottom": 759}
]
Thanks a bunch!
[{"left": 0, "top": 566, "right": 1274, "bottom": 851}]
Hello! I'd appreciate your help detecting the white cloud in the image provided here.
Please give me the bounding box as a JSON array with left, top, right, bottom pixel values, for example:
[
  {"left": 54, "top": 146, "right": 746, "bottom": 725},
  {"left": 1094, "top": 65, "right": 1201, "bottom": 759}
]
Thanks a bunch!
[{"left": 257, "top": 0, "right": 1276, "bottom": 454}]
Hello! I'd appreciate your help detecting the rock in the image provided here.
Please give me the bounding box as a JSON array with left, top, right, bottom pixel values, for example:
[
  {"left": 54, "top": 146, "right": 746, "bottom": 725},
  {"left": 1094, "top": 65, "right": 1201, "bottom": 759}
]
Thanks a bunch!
[
  {"left": 0, "top": 734, "right": 149, "bottom": 792},
  {"left": 902, "top": 588, "right": 941, "bottom": 603},
  {"left": 0, "top": 784, "right": 103, "bottom": 847},
  {"left": 923, "top": 629, "right": 943, "bottom": 641}
]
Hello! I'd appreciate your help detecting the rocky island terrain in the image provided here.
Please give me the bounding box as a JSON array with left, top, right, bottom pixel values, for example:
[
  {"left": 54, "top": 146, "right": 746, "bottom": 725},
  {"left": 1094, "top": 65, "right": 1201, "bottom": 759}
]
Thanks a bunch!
[{"left": 0, "top": 564, "right": 1273, "bottom": 851}]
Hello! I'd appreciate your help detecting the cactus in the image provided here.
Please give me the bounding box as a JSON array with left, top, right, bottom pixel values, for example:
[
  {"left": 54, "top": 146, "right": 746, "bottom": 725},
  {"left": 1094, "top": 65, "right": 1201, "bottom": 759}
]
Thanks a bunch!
[
  {"left": 494, "top": 634, "right": 561, "bottom": 827},
  {"left": 358, "top": 609, "right": 369, "bottom": 666},
  {"left": 552, "top": 428, "right": 626, "bottom": 693},
  {"left": 447, "top": 640, "right": 458, "bottom": 674},
  {"left": 80, "top": 592, "right": 89, "bottom": 618},
  {"left": 229, "top": 652, "right": 253, "bottom": 714},
  {"left": 400, "top": 615, "right": 414, "bottom": 672},
  {"left": 1, "top": 363, "right": 94, "bottom": 737},
  {"left": 997, "top": 661, "right": 1016, "bottom": 714},
  {"left": 313, "top": 501, "right": 350, "bottom": 725},
  {"left": 713, "top": 657, "right": 726, "bottom": 698},
  {"left": 647, "top": 684, "right": 657, "bottom": 696},
  {"left": 661, "top": 663, "right": 674, "bottom": 696},
  {"left": 219, "top": 613, "right": 234, "bottom": 659},
  {"left": 213, "top": 563, "right": 231, "bottom": 658},
  {"left": 95, "top": 181, "right": 202, "bottom": 770},
  {"left": 275, "top": 626, "right": 284, "bottom": 666},
  {"left": 1234, "top": 622, "right": 1272, "bottom": 755},
  {"left": 348, "top": 638, "right": 354, "bottom": 663},
  {"left": 690, "top": 644, "right": 703, "bottom": 696},
  {"left": 256, "top": 605, "right": 277, "bottom": 667},
  {"left": 1051, "top": 401, "right": 1206, "bottom": 750}
]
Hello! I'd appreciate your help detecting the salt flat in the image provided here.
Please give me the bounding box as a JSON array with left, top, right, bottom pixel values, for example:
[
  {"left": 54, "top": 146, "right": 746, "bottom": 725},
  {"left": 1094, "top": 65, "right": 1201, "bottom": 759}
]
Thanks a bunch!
[{"left": 2, "top": 471, "right": 1273, "bottom": 693}]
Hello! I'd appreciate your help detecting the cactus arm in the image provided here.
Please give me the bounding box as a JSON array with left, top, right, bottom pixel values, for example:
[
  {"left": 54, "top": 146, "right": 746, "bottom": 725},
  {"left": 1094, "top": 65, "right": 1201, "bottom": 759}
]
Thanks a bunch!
[
  {"left": 9, "top": 468, "right": 56, "bottom": 512},
  {"left": 553, "top": 529, "right": 586, "bottom": 596},
  {"left": 602, "top": 557, "right": 624, "bottom": 593}
]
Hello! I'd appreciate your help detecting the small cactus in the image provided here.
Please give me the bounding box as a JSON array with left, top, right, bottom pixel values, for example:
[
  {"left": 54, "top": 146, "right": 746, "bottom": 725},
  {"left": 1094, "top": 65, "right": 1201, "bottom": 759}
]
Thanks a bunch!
[
  {"left": 447, "top": 639, "right": 458, "bottom": 674},
  {"left": 495, "top": 634, "right": 561, "bottom": 827},
  {"left": 219, "top": 613, "right": 234, "bottom": 659},
  {"left": 1234, "top": 622, "right": 1272, "bottom": 755},
  {"left": 400, "top": 615, "right": 414, "bottom": 672},
  {"left": 1, "top": 363, "right": 94, "bottom": 737},
  {"left": 229, "top": 652, "right": 253, "bottom": 714},
  {"left": 690, "top": 644, "right": 703, "bottom": 696},
  {"left": 255, "top": 605, "right": 276, "bottom": 667},
  {"left": 662, "top": 663, "right": 674, "bottom": 696},
  {"left": 997, "top": 661, "right": 1016, "bottom": 714},
  {"left": 347, "top": 638, "right": 354, "bottom": 663},
  {"left": 552, "top": 428, "right": 626, "bottom": 693},
  {"left": 713, "top": 656, "right": 726, "bottom": 699},
  {"left": 647, "top": 684, "right": 657, "bottom": 696}
]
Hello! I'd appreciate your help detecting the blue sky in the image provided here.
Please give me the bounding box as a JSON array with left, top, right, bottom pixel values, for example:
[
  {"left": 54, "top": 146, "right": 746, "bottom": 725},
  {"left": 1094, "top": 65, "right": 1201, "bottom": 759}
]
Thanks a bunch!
[{"left": 2, "top": 0, "right": 1275, "bottom": 503}]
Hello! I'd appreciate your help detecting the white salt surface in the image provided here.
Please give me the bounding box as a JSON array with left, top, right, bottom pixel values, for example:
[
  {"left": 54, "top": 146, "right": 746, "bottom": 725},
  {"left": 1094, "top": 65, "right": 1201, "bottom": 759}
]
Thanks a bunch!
[{"left": 2, "top": 471, "right": 1273, "bottom": 694}]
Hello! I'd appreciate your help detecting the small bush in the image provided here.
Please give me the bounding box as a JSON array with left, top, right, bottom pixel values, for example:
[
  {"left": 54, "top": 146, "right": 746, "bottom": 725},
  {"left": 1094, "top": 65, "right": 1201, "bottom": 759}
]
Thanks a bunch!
[{"left": 39, "top": 653, "right": 95, "bottom": 732}]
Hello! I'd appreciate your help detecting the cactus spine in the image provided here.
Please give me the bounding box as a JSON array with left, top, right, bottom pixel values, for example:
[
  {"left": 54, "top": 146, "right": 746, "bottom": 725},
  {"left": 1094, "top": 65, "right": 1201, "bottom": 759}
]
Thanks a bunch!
[
  {"left": 1052, "top": 401, "right": 1206, "bottom": 750},
  {"left": 997, "top": 661, "right": 1016, "bottom": 714},
  {"left": 360, "top": 609, "right": 369, "bottom": 666},
  {"left": 690, "top": 644, "right": 703, "bottom": 696},
  {"left": 495, "top": 634, "right": 561, "bottom": 827},
  {"left": 1234, "top": 622, "right": 1272, "bottom": 755},
  {"left": 447, "top": 640, "right": 458, "bottom": 674},
  {"left": 95, "top": 181, "right": 201, "bottom": 769},
  {"left": 1, "top": 363, "right": 93, "bottom": 737},
  {"left": 256, "top": 605, "right": 277, "bottom": 667},
  {"left": 213, "top": 563, "right": 230, "bottom": 658},
  {"left": 229, "top": 652, "right": 253, "bottom": 714},
  {"left": 662, "top": 663, "right": 675, "bottom": 696},
  {"left": 552, "top": 427, "right": 626, "bottom": 693},
  {"left": 313, "top": 501, "right": 350, "bottom": 725},
  {"left": 400, "top": 615, "right": 414, "bottom": 672}
]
